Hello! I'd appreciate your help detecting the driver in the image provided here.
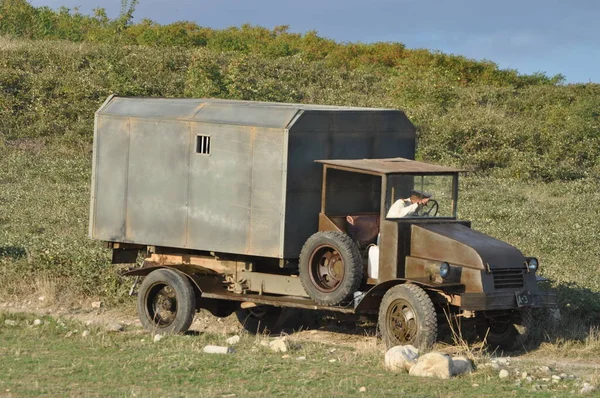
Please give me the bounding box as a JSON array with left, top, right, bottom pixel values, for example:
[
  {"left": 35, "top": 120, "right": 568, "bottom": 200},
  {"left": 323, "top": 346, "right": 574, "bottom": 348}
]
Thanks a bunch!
[{"left": 386, "top": 189, "right": 432, "bottom": 218}]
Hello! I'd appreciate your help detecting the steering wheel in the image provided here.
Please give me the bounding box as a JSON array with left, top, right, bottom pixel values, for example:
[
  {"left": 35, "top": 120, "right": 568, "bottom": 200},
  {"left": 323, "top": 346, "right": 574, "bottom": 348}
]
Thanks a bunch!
[{"left": 420, "top": 199, "right": 439, "bottom": 217}]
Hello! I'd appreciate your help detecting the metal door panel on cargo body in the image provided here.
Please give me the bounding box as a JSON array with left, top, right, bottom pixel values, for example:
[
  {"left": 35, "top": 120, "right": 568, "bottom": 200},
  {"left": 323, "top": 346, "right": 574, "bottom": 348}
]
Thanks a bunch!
[
  {"left": 125, "top": 119, "right": 190, "bottom": 248},
  {"left": 248, "top": 128, "right": 286, "bottom": 257},
  {"left": 187, "top": 123, "right": 252, "bottom": 254},
  {"left": 91, "top": 117, "right": 129, "bottom": 241}
]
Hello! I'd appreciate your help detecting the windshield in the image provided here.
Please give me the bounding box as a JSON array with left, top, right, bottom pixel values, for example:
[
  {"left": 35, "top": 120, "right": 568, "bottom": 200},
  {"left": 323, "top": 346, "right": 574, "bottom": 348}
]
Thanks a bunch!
[{"left": 385, "top": 174, "right": 457, "bottom": 219}]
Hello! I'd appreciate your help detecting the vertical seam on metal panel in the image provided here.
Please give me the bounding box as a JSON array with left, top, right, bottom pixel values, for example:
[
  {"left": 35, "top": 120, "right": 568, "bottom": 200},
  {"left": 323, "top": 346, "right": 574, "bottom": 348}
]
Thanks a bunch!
[
  {"left": 184, "top": 122, "right": 193, "bottom": 248},
  {"left": 89, "top": 114, "right": 100, "bottom": 238},
  {"left": 279, "top": 127, "right": 290, "bottom": 259},
  {"left": 123, "top": 118, "right": 131, "bottom": 241},
  {"left": 246, "top": 127, "right": 256, "bottom": 254}
]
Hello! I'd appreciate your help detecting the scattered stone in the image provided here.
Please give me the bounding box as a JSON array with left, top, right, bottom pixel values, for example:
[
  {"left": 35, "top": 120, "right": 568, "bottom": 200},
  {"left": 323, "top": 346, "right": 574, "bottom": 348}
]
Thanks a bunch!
[
  {"left": 451, "top": 356, "right": 473, "bottom": 376},
  {"left": 521, "top": 372, "right": 528, "bottom": 379},
  {"left": 409, "top": 352, "right": 452, "bottom": 380},
  {"left": 580, "top": 383, "right": 596, "bottom": 394},
  {"left": 82, "top": 330, "right": 90, "bottom": 338},
  {"left": 541, "top": 378, "right": 551, "bottom": 382},
  {"left": 551, "top": 375, "right": 561, "bottom": 381},
  {"left": 269, "top": 337, "right": 288, "bottom": 353},
  {"left": 85, "top": 320, "right": 93, "bottom": 326},
  {"left": 91, "top": 301, "right": 103, "bottom": 309},
  {"left": 532, "top": 384, "right": 543, "bottom": 391},
  {"left": 281, "top": 355, "right": 290, "bottom": 359},
  {"left": 499, "top": 369, "right": 510, "bottom": 379},
  {"left": 496, "top": 357, "right": 510, "bottom": 366},
  {"left": 225, "top": 335, "right": 240, "bottom": 345},
  {"left": 488, "top": 362, "right": 501, "bottom": 370},
  {"left": 140, "top": 339, "right": 145, "bottom": 343},
  {"left": 296, "top": 356, "right": 306, "bottom": 361},
  {"left": 559, "top": 373, "right": 567, "bottom": 379},
  {"left": 526, "top": 377, "right": 533, "bottom": 383},
  {"left": 106, "top": 322, "right": 124, "bottom": 332},
  {"left": 472, "top": 384, "right": 479, "bottom": 387},
  {"left": 65, "top": 331, "right": 73, "bottom": 338},
  {"left": 4, "top": 320, "right": 17, "bottom": 326},
  {"left": 38, "top": 296, "right": 45, "bottom": 302},
  {"left": 32, "top": 319, "right": 42, "bottom": 326},
  {"left": 203, "top": 345, "right": 233, "bottom": 354},
  {"left": 153, "top": 334, "right": 163, "bottom": 343},
  {"left": 384, "top": 345, "right": 420, "bottom": 373},
  {"left": 539, "top": 366, "right": 551, "bottom": 373},
  {"left": 328, "top": 359, "right": 337, "bottom": 363},
  {"left": 358, "top": 386, "right": 367, "bottom": 393}
]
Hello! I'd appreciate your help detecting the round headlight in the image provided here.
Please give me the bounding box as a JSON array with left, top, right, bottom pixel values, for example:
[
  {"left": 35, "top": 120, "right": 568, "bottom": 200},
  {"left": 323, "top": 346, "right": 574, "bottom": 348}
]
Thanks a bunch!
[
  {"left": 527, "top": 258, "right": 539, "bottom": 272},
  {"left": 439, "top": 262, "right": 450, "bottom": 278}
]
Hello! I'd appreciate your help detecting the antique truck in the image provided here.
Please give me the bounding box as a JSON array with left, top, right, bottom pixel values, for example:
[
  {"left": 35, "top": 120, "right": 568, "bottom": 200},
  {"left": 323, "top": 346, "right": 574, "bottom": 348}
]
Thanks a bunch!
[{"left": 89, "top": 96, "right": 556, "bottom": 349}]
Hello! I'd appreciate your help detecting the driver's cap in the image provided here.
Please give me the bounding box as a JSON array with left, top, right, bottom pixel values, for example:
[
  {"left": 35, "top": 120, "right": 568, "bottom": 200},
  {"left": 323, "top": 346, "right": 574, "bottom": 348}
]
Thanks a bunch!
[{"left": 410, "top": 189, "right": 433, "bottom": 199}]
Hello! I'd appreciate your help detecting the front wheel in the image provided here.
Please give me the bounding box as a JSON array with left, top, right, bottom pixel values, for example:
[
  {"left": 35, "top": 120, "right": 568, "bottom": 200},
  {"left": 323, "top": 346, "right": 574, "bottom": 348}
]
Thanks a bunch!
[
  {"left": 137, "top": 268, "right": 196, "bottom": 334},
  {"left": 477, "top": 308, "right": 532, "bottom": 350},
  {"left": 378, "top": 284, "right": 438, "bottom": 349}
]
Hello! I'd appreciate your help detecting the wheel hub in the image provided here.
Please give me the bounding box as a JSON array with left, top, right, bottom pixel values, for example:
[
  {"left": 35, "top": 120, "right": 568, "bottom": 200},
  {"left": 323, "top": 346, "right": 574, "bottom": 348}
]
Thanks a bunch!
[
  {"left": 387, "top": 299, "right": 418, "bottom": 343},
  {"left": 309, "top": 246, "right": 346, "bottom": 292}
]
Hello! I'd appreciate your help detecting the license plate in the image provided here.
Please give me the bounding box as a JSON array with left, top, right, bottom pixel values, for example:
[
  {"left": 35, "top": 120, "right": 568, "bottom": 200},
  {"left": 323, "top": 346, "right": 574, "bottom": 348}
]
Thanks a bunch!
[{"left": 515, "top": 290, "right": 533, "bottom": 307}]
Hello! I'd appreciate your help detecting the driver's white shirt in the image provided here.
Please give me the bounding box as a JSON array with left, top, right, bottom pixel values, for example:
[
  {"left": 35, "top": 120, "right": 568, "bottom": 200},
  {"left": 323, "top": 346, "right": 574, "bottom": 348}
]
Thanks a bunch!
[{"left": 386, "top": 198, "right": 419, "bottom": 218}]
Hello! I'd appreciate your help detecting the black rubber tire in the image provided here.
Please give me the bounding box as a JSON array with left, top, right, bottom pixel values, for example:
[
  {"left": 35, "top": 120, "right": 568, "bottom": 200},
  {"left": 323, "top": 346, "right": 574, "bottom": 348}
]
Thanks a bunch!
[
  {"left": 236, "top": 306, "right": 305, "bottom": 335},
  {"left": 378, "top": 284, "right": 438, "bottom": 349},
  {"left": 137, "top": 268, "right": 196, "bottom": 334},
  {"left": 477, "top": 308, "right": 533, "bottom": 351},
  {"left": 298, "top": 231, "right": 363, "bottom": 306}
]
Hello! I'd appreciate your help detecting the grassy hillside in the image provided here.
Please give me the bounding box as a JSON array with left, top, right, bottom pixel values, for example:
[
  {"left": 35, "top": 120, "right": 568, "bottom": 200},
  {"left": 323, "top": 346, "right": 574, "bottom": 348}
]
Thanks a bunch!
[{"left": 0, "top": 2, "right": 599, "bottom": 325}]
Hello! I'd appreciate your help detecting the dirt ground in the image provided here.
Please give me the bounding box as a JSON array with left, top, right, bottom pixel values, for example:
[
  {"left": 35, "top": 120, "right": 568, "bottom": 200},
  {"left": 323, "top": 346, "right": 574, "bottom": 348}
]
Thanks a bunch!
[{"left": 2, "top": 297, "right": 600, "bottom": 382}]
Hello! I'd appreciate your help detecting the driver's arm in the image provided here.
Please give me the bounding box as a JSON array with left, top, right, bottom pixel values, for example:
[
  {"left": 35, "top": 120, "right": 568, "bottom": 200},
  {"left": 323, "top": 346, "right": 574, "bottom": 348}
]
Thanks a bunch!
[{"left": 387, "top": 199, "right": 419, "bottom": 218}]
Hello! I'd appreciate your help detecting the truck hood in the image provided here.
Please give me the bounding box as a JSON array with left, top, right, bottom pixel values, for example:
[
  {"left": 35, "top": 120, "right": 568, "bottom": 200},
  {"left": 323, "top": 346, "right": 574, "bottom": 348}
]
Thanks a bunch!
[{"left": 410, "top": 223, "right": 526, "bottom": 270}]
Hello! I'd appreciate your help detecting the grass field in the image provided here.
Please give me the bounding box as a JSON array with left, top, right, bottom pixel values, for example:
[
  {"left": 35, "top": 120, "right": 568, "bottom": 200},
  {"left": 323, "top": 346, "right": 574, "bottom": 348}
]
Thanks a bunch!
[{"left": 1, "top": 311, "right": 591, "bottom": 397}]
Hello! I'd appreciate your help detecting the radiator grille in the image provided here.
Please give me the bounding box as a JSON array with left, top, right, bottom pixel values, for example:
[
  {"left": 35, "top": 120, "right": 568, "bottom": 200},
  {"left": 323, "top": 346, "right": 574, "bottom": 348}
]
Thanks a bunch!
[{"left": 492, "top": 268, "right": 524, "bottom": 289}]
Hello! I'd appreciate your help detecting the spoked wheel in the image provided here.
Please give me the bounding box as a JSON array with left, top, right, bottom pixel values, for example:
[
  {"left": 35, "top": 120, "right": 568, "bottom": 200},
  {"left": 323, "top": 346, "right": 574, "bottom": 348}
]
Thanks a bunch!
[
  {"left": 309, "top": 246, "right": 346, "bottom": 293},
  {"left": 378, "top": 284, "right": 437, "bottom": 349},
  {"left": 137, "top": 268, "right": 196, "bottom": 334},
  {"left": 299, "top": 231, "right": 363, "bottom": 306}
]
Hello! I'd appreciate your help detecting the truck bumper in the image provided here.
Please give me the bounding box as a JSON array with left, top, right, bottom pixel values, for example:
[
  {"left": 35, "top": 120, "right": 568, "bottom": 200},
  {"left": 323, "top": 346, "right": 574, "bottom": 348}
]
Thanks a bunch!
[{"left": 459, "top": 290, "right": 557, "bottom": 311}]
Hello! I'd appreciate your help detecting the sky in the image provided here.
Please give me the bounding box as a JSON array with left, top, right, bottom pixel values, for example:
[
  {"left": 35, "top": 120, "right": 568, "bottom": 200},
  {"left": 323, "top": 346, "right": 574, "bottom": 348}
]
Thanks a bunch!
[{"left": 29, "top": 0, "right": 600, "bottom": 83}]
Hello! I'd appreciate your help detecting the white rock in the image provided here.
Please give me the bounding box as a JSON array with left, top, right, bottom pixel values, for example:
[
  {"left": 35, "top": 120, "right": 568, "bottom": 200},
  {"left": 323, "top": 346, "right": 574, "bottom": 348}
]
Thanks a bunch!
[
  {"left": 409, "top": 352, "right": 452, "bottom": 380},
  {"left": 541, "top": 378, "right": 551, "bottom": 382},
  {"left": 32, "top": 319, "right": 42, "bottom": 326},
  {"left": 451, "top": 356, "right": 473, "bottom": 376},
  {"left": 38, "top": 296, "right": 45, "bottom": 302},
  {"left": 539, "top": 366, "right": 550, "bottom": 373},
  {"left": 551, "top": 375, "right": 561, "bottom": 381},
  {"left": 384, "top": 345, "right": 420, "bottom": 373},
  {"left": 580, "top": 383, "right": 596, "bottom": 394},
  {"left": 269, "top": 337, "right": 288, "bottom": 353},
  {"left": 526, "top": 377, "right": 533, "bottom": 383},
  {"left": 225, "top": 335, "right": 240, "bottom": 345},
  {"left": 499, "top": 369, "right": 510, "bottom": 379},
  {"left": 521, "top": 372, "right": 528, "bottom": 379},
  {"left": 85, "top": 320, "right": 93, "bottom": 326},
  {"left": 203, "top": 345, "right": 234, "bottom": 354},
  {"left": 296, "top": 356, "right": 306, "bottom": 361},
  {"left": 82, "top": 330, "right": 90, "bottom": 337},
  {"left": 91, "top": 301, "right": 103, "bottom": 309},
  {"left": 4, "top": 320, "right": 17, "bottom": 326},
  {"left": 559, "top": 373, "right": 567, "bottom": 379},
  {"left": 358, "top": 386, "right": 367, "bottom": 393},
  {"left": 328, "top": 359, "right": 336, "bottom": 363},
  {"left": 106, "top": 322, "right": 123, "bottom": 332},
  {"left": 281, "top": 355, "right": 290, "bottom": 359},
  {"left": 153, "top": 334, "right": 163, "bottom": 343}
]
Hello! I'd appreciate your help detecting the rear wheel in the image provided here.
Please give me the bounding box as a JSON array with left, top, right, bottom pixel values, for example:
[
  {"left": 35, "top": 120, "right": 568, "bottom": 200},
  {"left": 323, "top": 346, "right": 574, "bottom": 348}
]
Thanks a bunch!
[
  {"left": 477, "top": 308, "right": 532, "bottom": 350},
  {"left": 299, "top": 231, "right": 363, "bottom": 306},
  {"left": 137, "top": 268, "right": 196, "bottom": 334},
  {"left": 236, "top": 306, "right": 302, "bottom": 334},
  {"left": 378, "top": 284, "right": 437, "bottom": 349}
]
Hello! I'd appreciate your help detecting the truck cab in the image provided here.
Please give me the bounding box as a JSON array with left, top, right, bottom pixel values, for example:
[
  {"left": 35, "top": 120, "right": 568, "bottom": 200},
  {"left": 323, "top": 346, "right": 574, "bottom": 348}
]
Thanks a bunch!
[{"left": 296, "top": 158, "right": 556, "bottom": 348}]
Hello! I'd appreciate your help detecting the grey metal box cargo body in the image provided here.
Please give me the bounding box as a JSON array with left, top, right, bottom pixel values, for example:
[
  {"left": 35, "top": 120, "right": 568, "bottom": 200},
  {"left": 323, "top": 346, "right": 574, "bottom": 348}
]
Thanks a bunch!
[{"left": 89, "top": 96, "right": 416, "bottom": 259}]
